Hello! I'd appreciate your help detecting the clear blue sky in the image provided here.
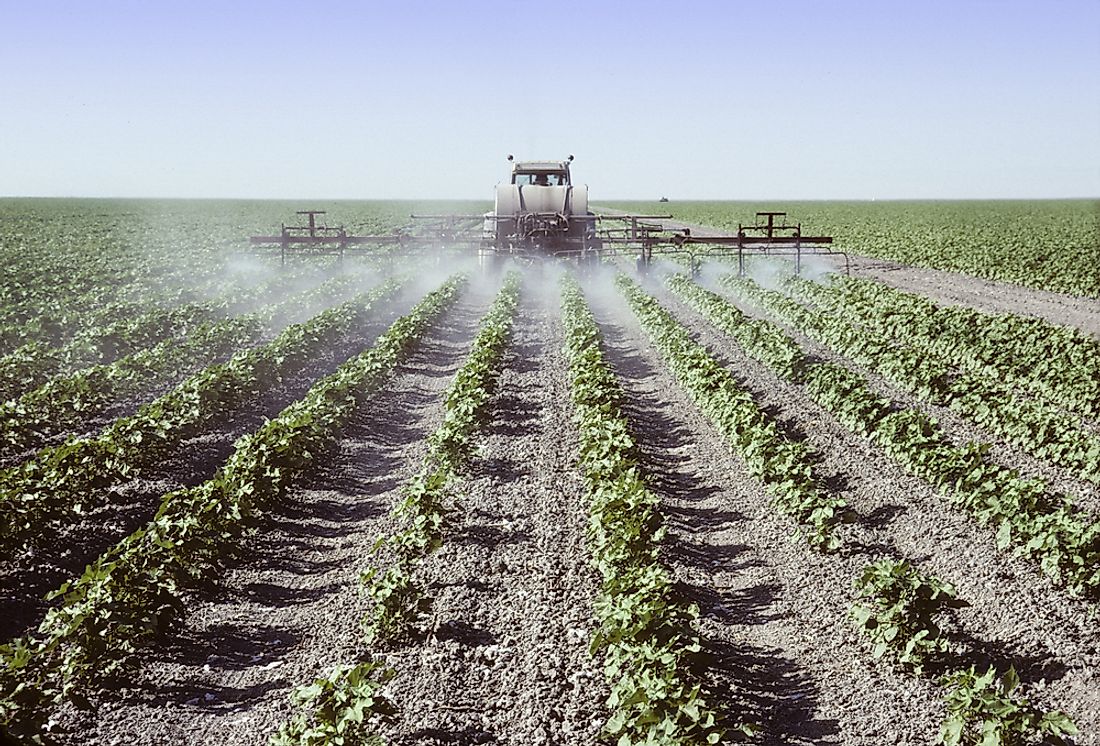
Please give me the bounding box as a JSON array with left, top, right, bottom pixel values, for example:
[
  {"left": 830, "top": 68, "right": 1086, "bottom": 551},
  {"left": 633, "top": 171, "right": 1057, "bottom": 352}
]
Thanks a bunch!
[{"left": 2, "top": 0, "right": 1097, "bottom": 200}]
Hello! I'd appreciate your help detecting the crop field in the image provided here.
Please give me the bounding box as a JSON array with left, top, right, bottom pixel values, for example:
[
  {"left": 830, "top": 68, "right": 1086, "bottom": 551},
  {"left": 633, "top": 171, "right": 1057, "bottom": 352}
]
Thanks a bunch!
[{"left": 1, "top": 197, "right": 1099, "bottom": 746}]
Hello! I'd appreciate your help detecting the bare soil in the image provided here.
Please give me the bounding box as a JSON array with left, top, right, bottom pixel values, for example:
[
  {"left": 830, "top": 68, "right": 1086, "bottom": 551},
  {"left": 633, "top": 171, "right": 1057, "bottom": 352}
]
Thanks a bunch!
[
  {"left": 52, "top": 284, "right": 494, "bottom": 745},
  {"left": 377, "top": 284, "right": 603, "bottom": 745}
]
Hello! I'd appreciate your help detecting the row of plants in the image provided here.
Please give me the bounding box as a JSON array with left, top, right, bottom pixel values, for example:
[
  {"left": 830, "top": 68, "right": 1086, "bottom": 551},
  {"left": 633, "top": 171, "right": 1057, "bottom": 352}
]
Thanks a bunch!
[
  {"left": 361, "top": 271, "right": 521, "bottom": 643},
  {"left": 0, "top": 274, "right": 467, "bottom": 744},
  {"left": 851, "top": 559, "right": 1077, "bottom": 744},
  {"left": 0, "top": 278, "right": 405, "bottom": 559},
  {"left": 0, "top": 301, "right": 220, "bottom": 403},
  {"left": 0, "top": 254, "right": 229, "bottom": 356},
  {"left": 561, "top": 274, "right": 726, "bottom": 744},
  {"left": 668, "top": 271, "right": 1083, "bottom": 740},
  {"left": 617, "top": 275, "right": 845, "bottom": 551},
  {"left": 0, "top": 260, "right": 301, "bottom": 401},
  {"left": 0, "top": 273, "right": 368, "bottom": 459},
  {"left": 274, "top": 274, "right": 522, "bottom": 745},
  {"left": 0, "top": 206, "right": 347, "bottom": 357},
  {"left": 668, "top": 274, "right": 1100, "bottom": 596},
  {"left": 666, "top": 271, "right": 1082, "bottom": 742},
  {"left": 786, "top": 273, "right": 1100, "bottom": 422},
  {"left": 0, "top": 259, "right": 348, "bottom": 404},
  {"left": 721, "top": 275, "right": 1100, "bottom": 485}
]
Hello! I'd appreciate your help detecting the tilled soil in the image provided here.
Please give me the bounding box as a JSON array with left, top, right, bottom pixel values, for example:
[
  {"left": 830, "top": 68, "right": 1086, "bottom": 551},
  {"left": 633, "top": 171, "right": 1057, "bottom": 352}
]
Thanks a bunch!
[
  {"left": 0, "top": 280, "right": 432, "bottom": 642},
  {"left": 58, "top": 282, "right": 496, "bottom": 745},
  {"left": 7, "top": 260, "right": 1099, "bottom": 746},
  {"left": 377, "top": 284, "right": 604, "bottom": 745},
  {"left": 687, "top": 276, "right": 1100, "bottom": 515},
  {"left": 585, "top": 272, "right": 1100, "bottom": 743}
]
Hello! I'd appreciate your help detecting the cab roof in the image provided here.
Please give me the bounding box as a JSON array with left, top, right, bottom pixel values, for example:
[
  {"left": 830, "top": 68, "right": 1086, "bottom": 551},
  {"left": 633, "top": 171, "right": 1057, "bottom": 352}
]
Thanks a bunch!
[{"left": 512, "top": 161, "right": 569, "bottom": 172}]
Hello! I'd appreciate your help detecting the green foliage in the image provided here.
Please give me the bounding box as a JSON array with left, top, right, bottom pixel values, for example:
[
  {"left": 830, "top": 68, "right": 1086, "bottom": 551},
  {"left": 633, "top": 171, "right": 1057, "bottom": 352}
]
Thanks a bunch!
[
  {"left": 361, "top": 272, "right": 520, "bottom": 644},
  {"left": 787, "top": 273, "right": 1100, "bottom": 421},
  {"left": 666, "top": 274, "right": 804, "bottom": 381},
  {"left": 939, "top": 666, "right": 1077, "bottom": 745},
  {"left": 773, "top": 275, "right": 1100, "bottom": 484},
  {"left": 561, "top": 274, "right": 728, "bottom": 745},
  {"left": 606, "top": 200, "right": 1100, "bottom": 297},
  {"left": 717, "top": 274, "right": 1100, "bottom": 597},
  {"left": 269, "top": 661, "right": 397, "bottom": 746},
  {"left": 618, "top": 274, "right": 843, "bottom": 551},
  {"left": 851, "top": 559, "right": 967, "bottom": 674},
  {"left": 0, "top": 277, "right": 404, "bottom": 558},
  {"left": 0, "top": 275, "right": 466, "bottom": 738},
  {"left": 0, "top": 272, "right": 365, "bottom": 459}
]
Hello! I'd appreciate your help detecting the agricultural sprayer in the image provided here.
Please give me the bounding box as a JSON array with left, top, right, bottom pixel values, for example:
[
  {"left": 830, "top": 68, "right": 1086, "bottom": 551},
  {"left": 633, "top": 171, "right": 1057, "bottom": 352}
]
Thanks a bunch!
[{"left": 247, "top": 156, "right": 846, "bottom": 274}]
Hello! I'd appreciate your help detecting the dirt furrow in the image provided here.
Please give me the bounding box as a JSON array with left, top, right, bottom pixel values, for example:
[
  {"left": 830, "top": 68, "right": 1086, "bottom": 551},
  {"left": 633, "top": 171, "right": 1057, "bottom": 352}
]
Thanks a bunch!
[
  {"left": 643, "top": 275, "right": 1100, "bottom": 739},
  {"left": 584, "top": 278, "right": 944, "bottom": 745},
  {"left": 693, "top": 273, "right": 1100, "bottom": 514},
  {"left": 52, "top": 283, "right": 494, "bottom": 746},
  {"left": 381, "top": 282, "right": 603, "bottom": 745},
  {"left": 0, "top": 281, "right": 430, "bottom": 642}
]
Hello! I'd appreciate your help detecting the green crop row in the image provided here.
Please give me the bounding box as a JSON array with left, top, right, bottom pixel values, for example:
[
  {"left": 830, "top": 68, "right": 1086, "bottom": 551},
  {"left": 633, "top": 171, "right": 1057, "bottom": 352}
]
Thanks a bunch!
[
  {"left": 0, "top": 273, "right": 367, "bottom": 459},
  {"left": 724, "top": 275, "right": 1100, "bottom": 484},
  {"left": 0, "top": 278, "right": 404, "bottom": 559},
  {"left": 0, "top": 264, "right": 308, "bottom": 401},
  {"left": 275, "top": 275, "right": 521, "bottom": 746},
  {"left": 670, "top": 273, "right": 1100, "bottom": 596},
  {"left": 664, "top": 273, "right": 1082, "bottom": 742},
  {"left": 0, "top": 301, "right": 219, "bottom": 402},
  {"left": 0, "top": 275, "right": 465, "bottom": 743},
  {"left": 617, "top": 275, "right": 844, "bottom": 550},
  {"left": 361, "top": 272, "right": 521, "bottom": 644},
  {"left": 0, "top": 267, "right": 227, "bottom": 358},
  {"left": 786, "top": 274, "right": 1100, "bottom": 422},
  {"left": 561, "top": 274, "right": 726, "bottom": 745}
]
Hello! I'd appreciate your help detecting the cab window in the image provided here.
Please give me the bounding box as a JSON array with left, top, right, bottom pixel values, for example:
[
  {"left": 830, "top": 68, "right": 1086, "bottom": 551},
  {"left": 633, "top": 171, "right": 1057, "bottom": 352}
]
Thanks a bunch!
[{"left": 514, "top": 172, "right": 565, "bottom": 186}]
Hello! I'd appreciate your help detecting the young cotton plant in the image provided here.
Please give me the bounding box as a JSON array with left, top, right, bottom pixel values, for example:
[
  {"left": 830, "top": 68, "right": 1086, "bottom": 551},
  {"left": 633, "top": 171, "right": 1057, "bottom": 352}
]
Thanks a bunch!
[
  {"left": 939, "top": 666, "right": 1077, "bottom": 746},
  {"left": 851, "top": 559, "right": 967, "bottom": 675},
  {"left": 561, "top": 274, "right": 729, "bottom": 745},
  {"left": 360, "top": 470, "right": 448, "bottom": 643},
  {"left": 269, "top": 660, "right": 397, "bottom": 746}
]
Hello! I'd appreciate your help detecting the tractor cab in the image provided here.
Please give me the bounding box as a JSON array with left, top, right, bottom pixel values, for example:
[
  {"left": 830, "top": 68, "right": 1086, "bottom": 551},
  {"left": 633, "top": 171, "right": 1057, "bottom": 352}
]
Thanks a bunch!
[{"left": 510, "top": 157, "right": 572, "bottom": 187}]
